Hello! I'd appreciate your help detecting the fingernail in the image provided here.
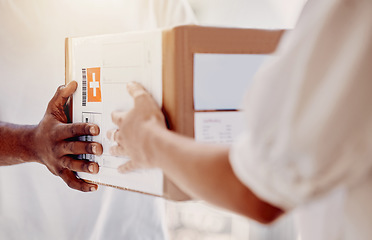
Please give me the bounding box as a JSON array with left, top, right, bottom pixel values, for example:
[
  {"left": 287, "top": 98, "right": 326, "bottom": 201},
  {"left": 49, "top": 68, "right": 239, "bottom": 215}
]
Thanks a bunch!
[
  {"left": 90, "top": 126, "right": 97, "bottom": 135},
  {"left": 88, "top": 164, "right": 95, "bottom": 173},
  {"left": 92, "top": 145, "right": 97, "bottom": 154},
  {"left": 90, "top": 186, "right": 97, "bottom": 192}
]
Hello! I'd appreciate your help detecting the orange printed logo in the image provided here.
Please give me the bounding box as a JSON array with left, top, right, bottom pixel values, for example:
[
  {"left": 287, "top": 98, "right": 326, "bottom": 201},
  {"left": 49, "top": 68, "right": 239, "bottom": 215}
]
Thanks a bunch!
[{"left": 87, "top": 67, "right": 101, "bottom": 102}]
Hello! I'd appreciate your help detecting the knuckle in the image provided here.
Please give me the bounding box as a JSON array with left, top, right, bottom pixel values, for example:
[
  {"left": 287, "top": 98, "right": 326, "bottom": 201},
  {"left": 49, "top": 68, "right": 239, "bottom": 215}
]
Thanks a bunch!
[
  {"left": 64, "top": 141, "right": 75, "bottom": 153},
  {"left": 51, "top": 144, "right": 59, "bottom": 155},
  {"left": 134, "top": 92, "right": 149, "bottom": 103},
  {"left": 85, "top": 123, "right": 97, "bottom": 136},
  {"left": 56, "top": 85, "right": 65, "bottom": 96},
  {"left": 61, "top": 157, "right": 72, "bottom": 169},
  {"left": 114, "top": 116, "right": 123, "bottom": 126},
  {"left": 69, "top": 125, "right": 77, "bottom": 136},
  {"left": 57, "top": 85, "right": 65, "bottom": 91},
  {"left": 84, "top": 124, "right": 91, "bottom": 135},
  {"left": 115, "top": 132, "right": 122, "bottom": 142},
  {"left": 82, "top": 162, "right": 90, "bottom": 173},
  {"left": 126, "top": 162, "right": 133, "bottom": 170},
  {"left": 50, "top": 128, "right": 59, "bottom": 140},
  {"left": 52, "top": 143, "right": 63, "bottom": 158},
  {"left": 110, "top": 147, "right": 117, "bottom": 156},
  {"left": 117, "top": 118, "right": 122, "bottom": 126},
  {"left": 58, "top": 168, "right": 65, "bottom": 177}
]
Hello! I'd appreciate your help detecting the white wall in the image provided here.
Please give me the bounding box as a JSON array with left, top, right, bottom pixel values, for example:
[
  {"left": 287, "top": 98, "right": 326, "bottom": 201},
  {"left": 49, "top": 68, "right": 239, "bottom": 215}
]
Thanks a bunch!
[{"left": 187, "top": 0, "right": 307, "bottom": 29}]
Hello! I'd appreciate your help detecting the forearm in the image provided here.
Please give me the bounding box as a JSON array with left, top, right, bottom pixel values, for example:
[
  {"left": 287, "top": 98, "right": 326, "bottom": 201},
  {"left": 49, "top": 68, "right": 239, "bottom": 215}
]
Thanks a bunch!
[
  {"left": 112, "top": 82, "right": 284, "bottom": 222},
  {"left": 147, "top": 123, "right": 284, "bottom": 224},
  {"left": 0, "top": 122, "right": 38, "bottom": 166}
]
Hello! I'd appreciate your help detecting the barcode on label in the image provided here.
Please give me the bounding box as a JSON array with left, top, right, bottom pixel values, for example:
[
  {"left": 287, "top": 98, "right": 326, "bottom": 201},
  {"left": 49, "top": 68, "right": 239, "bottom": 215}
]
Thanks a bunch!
[{"left": 82, "top": 68, "right": 87, "bottom": 106}]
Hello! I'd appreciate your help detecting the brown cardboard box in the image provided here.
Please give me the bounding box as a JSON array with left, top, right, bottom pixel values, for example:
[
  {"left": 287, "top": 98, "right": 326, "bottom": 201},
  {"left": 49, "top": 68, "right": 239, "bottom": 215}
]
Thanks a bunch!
[
  {"left": 162, "top": 25, "right": 283, "bottom": 138},
  {"left": 65, "top": 25, "right": 283, "bottom": 199}
]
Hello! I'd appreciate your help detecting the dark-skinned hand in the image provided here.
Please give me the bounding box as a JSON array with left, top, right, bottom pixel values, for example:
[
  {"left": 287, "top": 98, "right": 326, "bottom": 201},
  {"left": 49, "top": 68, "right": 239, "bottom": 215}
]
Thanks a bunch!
[{"left": 33, "top": 81, "right": 103, "bottom": 192}]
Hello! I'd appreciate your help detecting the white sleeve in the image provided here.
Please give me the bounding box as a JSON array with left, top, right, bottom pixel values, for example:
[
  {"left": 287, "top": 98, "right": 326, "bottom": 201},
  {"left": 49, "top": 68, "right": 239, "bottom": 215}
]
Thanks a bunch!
[{"left": 230, "top": 0, "right": 372, "bottom": 211}]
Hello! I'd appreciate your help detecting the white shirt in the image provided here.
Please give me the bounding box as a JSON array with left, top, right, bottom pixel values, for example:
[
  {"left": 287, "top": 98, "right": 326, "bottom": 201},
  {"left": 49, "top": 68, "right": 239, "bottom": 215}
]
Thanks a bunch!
[
  {"left": 230, "top": 0, "right": 372, "bottom": 239},
  {"left": 0, "top": 0, "right": 195, "bottom": 239}
]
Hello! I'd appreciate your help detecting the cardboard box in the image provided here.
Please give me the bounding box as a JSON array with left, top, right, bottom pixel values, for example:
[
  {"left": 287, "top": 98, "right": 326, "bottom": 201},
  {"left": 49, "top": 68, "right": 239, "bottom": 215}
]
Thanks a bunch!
[{"left": 65, "top": 25, "right": 283, "bottom": 199}]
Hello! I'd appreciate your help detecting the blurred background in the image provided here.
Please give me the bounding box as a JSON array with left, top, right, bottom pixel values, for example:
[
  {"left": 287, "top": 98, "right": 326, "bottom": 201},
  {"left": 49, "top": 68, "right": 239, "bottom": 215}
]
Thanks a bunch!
[
  {"left": 165, "top": 0, "right": 307, "bottom": 239},
  {"left": 187, "top": 0, "right": 306, "bottom": 29}
]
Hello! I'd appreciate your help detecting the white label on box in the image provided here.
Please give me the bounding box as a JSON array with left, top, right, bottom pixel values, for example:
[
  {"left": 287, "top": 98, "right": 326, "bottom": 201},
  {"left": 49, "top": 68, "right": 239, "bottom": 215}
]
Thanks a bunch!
[
  {"left": 193, "top": 53, "right": 269, "bottom": 111},
  {"left": 194, "top": 111, "right": 245, "bottom": 145}
]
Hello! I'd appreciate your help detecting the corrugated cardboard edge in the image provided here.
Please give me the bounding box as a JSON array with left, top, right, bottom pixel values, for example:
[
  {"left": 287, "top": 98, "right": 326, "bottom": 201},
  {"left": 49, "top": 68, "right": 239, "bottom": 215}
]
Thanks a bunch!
[
  {"left": 65, "top": 38, "right": 73, "bottom": 120},
  {"left": 161, "top": 27, "right": 194, "bottom": 201}
]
